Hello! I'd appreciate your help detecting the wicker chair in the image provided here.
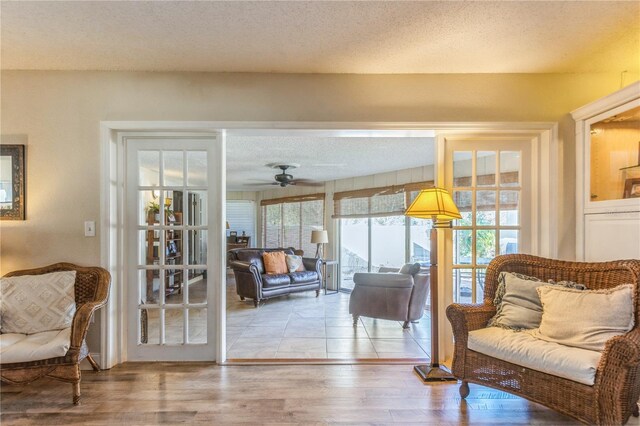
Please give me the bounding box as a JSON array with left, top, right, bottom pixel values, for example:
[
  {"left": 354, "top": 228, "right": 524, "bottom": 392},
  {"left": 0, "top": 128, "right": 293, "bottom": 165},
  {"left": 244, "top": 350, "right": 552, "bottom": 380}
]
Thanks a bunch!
[
  {"left": 447, "top": 254, "right": 640, "bottom": 425},
  {"left": 1, "top": 263, "right": 111, "bottom": 405}
]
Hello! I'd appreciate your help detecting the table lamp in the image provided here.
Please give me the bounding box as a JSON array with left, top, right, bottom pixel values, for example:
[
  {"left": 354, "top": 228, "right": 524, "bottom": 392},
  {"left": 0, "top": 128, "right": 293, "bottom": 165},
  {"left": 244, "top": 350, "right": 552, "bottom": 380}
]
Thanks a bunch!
[
  {"left": 310, "top": 230, "right": 329, "bottom": 258},
  {"left": 404, "top": 187, "right": 461, "bottom": 382}
]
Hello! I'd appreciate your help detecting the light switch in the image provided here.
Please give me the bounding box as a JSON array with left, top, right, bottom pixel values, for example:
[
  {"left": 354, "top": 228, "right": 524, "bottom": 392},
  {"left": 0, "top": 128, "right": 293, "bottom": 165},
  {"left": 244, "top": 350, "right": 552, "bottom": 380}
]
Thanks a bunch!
[{"left": 84, "top": 221, "right": 96, "bottom": 237}]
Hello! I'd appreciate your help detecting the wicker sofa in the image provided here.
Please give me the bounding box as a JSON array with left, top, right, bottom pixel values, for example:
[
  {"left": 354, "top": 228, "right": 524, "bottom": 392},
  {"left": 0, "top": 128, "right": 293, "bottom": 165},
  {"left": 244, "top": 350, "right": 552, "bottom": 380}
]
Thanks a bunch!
[
  {"left": 446, "top": 254, "right": 640, "bottom": 425},
  {"left": 1, "top": 263, "right": 111, "bottom": 404}
]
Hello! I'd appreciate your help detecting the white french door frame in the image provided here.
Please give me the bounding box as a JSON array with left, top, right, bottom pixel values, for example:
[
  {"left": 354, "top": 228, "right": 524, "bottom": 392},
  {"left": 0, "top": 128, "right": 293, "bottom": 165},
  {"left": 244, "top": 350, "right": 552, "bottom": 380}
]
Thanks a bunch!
[
  {"left": 436, "top": 129, "right": 557, "bottom": 363},
  {"left": 100, "top": 121, "right": 556, "bottom": 368}
]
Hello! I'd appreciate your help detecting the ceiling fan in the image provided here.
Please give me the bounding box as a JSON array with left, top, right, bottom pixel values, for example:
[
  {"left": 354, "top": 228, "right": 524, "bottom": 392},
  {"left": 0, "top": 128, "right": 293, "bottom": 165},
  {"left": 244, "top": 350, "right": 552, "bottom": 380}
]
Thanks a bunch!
[{"left": 249, "top": 164, "right": 323, "bottom": 187}]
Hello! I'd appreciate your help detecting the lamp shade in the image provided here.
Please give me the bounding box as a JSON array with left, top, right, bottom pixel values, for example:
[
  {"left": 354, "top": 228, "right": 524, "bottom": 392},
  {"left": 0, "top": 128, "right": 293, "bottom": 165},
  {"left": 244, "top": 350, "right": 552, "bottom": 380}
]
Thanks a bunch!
[
  {"left": 310, "top": 230, "right": 329, "bottom": 244},
  {"left": 404, "top": 187, "right": 462, "bottom": 221}
]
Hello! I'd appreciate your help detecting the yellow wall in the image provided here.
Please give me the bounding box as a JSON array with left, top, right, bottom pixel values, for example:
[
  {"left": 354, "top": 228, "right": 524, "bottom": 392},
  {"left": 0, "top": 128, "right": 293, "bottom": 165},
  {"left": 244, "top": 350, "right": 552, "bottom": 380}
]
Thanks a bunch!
[
  {"left": 3, "top": 71, "right": 637, "bottom": 274},
  {"left": 1, "top": 71, "right": 637, "bottom": 348}
]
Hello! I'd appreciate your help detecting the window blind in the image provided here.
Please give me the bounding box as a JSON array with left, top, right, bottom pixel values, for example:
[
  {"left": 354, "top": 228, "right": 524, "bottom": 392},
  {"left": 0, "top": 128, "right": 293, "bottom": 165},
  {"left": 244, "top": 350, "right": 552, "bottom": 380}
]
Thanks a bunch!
[
  {"left": 261, "top": 194, "right": 325, "bottom": 255},
  {"left": 333, "top": 181, "right": 434, "bottom": 219},
  {"left": 226, "top": 200, "right": 256, "bottom": 245}
]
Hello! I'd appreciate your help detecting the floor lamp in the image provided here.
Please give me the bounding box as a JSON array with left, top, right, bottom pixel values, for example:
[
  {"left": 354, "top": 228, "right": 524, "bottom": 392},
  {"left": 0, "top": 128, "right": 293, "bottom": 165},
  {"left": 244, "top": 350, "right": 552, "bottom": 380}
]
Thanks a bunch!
[{"left": 404, "top": 187, "right": 461, "bottom": 382}]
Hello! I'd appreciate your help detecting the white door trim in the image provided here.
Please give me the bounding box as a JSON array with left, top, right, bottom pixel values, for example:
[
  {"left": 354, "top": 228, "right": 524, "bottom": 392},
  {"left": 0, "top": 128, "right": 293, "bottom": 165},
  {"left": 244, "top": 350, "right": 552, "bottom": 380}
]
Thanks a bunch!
[{"left": 100, "top": 121, "right": 556, "bottom": 368}]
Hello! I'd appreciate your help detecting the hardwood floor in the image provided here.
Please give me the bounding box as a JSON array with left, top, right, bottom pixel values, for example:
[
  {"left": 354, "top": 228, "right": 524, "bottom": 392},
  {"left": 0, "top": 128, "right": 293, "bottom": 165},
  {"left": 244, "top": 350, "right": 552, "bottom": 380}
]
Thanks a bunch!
[{"left": 0, "top": 363, "right": 580, "bottom": 425}]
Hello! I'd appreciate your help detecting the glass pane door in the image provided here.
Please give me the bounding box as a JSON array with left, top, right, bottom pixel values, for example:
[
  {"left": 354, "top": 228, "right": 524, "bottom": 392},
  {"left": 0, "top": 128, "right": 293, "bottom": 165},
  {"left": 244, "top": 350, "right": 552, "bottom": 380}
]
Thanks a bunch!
[
  {"left": 127, "top": 137, "right": 217, "bottom": 361},
  {"left": 447, "top": 140, "right": 531, "bottom": 304},
  {"left": 340, "top": 218, "right": 369, "bottom": 291},
  {"left": 371, "top": 215, "right": 406, "bottom": 271}
]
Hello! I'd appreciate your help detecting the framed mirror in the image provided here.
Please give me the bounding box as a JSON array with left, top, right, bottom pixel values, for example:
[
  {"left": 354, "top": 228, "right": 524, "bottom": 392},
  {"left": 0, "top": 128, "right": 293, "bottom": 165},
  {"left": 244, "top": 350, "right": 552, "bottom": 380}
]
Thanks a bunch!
[{"left": 1, "top": 144, "right": 25, "bottom": 220}]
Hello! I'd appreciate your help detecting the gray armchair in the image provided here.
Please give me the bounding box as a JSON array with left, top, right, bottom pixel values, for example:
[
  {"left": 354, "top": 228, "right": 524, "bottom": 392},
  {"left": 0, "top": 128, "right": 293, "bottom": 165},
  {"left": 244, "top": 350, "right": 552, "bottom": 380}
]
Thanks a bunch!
[{"left": 349, "top": 263, "right": 429, "bottom": 328}]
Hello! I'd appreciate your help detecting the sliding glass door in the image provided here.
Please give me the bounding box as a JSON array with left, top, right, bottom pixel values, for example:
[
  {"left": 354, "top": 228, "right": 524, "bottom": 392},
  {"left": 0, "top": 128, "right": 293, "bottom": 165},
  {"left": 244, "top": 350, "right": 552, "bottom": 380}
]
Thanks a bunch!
[
  {"left": 340, "top": 218, "right": 369, "bottom": 291},
  {"left": 339, "top": 215, "right": 432, "bottom": 291}
]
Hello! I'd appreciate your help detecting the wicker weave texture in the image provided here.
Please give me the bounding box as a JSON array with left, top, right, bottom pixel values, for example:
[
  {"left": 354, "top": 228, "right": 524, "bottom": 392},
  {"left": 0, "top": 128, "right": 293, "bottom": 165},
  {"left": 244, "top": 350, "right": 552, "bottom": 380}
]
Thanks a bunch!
[
  {"left": 1, "top": 263, "right": 111, "bottom": 404},
  {"left": 447, "top": 254, "right": 640, "bottom": 425}
]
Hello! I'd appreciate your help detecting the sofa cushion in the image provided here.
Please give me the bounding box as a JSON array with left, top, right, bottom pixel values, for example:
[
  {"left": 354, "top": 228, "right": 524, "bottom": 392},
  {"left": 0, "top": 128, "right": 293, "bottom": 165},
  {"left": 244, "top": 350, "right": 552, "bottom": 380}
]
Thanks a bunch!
[
  {"left": 285, "top": 254, "right": 306, "bottom": 273},
  {"left": 1, "top": 271, "right": 77, "bottom": 334},
  {"left": 262, "top": 251, "right": 288, "bottom": 275},
  {"left": 468, "top": 327, "right": 601, "bottom": 386},
  {"left": 0, "top": 328, "right": 71, "bottom": 364},
  {"left": 488, "top": 272, "right": 586, "bottom": 331},
  {"left": 261, "top": 273, "right": 291, "bottom": 288},
  {"left": 532, "top": 284, "right": 634, "bottom": 352},
  {"left": 289, "top": 271, "right": 318, "bottom": 284}
]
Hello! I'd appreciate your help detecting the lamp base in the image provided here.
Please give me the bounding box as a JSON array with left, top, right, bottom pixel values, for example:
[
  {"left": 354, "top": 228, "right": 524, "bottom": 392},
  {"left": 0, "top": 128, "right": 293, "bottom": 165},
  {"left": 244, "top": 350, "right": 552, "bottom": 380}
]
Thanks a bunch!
[{"left": 413, "top": 363, "right": 457, "bottom": 382}]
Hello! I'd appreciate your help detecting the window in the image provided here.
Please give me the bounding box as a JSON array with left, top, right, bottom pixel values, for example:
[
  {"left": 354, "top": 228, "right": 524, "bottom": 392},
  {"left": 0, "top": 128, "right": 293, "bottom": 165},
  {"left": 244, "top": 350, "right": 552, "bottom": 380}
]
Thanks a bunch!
[
  {"left": 451, "top": 150, "right": 522, "bottom": 304},
  {"left": 334, "top": 182, "right": 433, "bottom": 291},
  {"left": 226, "top": 200, "right": 255, "bottom": 244},
  {"left": 261, "top": 194, "right": 325, "bottom": 255}
]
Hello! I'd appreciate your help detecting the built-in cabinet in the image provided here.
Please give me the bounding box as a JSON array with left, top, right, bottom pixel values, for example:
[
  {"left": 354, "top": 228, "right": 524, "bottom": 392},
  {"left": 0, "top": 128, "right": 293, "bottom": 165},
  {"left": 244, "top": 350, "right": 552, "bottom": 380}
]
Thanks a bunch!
[{"left": 573, "top": 82, "right": 640, "bottom": 261}]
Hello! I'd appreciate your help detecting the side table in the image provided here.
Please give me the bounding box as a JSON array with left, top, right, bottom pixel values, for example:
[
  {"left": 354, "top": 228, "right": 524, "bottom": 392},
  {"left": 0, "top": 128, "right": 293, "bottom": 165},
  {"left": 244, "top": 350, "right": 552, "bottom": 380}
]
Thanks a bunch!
[{"left": 321, "top": 260, "right": 339, "bottom": 295}]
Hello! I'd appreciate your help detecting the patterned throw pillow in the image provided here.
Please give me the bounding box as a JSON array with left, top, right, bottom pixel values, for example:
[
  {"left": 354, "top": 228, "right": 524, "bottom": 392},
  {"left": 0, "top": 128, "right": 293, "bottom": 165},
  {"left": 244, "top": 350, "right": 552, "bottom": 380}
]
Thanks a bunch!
[
  {"left": 285, "top": 255, "right": 306, "bottom": 273},
  {"left": 488, "top": 271, "right": 586, "bottom": 331},
  {"left": 1, "top": 271, "right": 77, "bottom": 334},
  {"left": 262, "top": 251, "right": 288, "bottom": 274}
]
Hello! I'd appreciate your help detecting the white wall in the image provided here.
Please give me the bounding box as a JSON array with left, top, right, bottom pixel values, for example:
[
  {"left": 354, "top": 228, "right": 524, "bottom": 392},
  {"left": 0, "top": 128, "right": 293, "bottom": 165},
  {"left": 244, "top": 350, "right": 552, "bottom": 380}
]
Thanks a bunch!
[{"left": 2, "top": 70, "right": 638, "bottom": 351}]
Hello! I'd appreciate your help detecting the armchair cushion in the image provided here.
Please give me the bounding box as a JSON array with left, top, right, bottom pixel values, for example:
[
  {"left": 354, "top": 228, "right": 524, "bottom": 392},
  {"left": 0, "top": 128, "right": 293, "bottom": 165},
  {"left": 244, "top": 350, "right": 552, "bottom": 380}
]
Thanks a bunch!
[
  {"left": 353, "top": 272, "right": 413, "bottom": 289},
  {"left": 261, "top": 273, "right": 291, "bottom": 288},
  {"left": 532, "top": 284, "right": 634, "bottom": 351},
  {"left": 0, "top": 328, "right": 71, "bottom": 364},
  {"left": 399, "top": 263, "right": 421, "bottom": 276},
  {"left": 1, "top": 271, "right": 76, "bottom": 334},
  {"left": 468, "top": 327, "right": 601, "bottom": 386},
  {"left": 290, "top": 271, "right": 318, "bottom": 284}
]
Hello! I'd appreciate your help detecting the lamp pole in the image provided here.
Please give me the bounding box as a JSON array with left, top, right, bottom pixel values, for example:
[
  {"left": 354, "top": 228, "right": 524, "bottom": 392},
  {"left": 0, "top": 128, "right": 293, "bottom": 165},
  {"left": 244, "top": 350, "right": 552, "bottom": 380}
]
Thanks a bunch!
[{"left": 413, "top": 220, "right": 456, "bottom": 381}]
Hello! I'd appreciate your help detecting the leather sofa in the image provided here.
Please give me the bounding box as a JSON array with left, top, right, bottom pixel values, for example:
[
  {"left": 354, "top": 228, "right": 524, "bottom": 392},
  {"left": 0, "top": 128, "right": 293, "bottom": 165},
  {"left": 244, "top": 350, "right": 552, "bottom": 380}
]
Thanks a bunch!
[
  {"left": 349, "top": 264, "right": 429, "bottom": 328},
  {"left": 227, "top": 247, "right": 322, "bottom": 307}
]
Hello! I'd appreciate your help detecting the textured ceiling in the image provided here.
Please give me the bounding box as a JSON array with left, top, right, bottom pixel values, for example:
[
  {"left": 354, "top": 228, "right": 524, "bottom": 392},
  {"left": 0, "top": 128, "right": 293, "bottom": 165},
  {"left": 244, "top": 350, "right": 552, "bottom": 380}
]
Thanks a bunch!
[
  {"left": 226, "top": 136, "right": 435, "bottom": 191},
  {"left": 2, "top": 1, "right": 638, "bottom": 73}
]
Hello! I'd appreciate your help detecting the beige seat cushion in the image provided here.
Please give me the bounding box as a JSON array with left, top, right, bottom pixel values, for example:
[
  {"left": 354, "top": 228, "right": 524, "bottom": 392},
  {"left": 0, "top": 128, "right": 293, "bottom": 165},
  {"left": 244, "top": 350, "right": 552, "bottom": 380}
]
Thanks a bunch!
[
  {"left": 532, "top": 284, "right": 634, "bottom": 351},
  {"left": 468, "top": 327, "right": 601, "bottom": 386},
  {"left": 0, "top": 328, "right": 71, "bottom": 364}
]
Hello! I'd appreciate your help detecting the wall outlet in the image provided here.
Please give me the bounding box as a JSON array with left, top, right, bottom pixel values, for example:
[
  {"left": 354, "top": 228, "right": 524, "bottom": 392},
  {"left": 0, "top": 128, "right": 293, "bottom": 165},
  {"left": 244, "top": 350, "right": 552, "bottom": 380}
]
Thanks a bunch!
[{"left": 84, "top": 221, "right": 96, "bottom": 237}]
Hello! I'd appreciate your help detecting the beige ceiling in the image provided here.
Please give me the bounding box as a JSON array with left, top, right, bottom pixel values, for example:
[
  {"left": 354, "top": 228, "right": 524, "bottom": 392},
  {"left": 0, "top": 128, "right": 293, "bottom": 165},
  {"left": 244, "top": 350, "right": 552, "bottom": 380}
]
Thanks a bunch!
[{"left": 2, "top": 1, "right": 638, "bottom": 73}]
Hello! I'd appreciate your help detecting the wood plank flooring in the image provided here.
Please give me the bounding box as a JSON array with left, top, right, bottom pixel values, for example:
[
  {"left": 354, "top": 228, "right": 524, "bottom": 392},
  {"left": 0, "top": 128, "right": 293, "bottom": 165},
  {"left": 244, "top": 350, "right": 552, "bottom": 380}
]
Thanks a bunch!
[{"left": 0, "top": 362, "right": 581, "bottom": 425}]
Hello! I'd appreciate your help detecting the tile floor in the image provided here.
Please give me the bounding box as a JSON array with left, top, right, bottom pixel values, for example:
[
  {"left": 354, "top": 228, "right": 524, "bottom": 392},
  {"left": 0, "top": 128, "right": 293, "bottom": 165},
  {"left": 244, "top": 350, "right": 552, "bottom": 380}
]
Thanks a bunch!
[{"left": 226, "top": 272, "right": 432, "bottom": 360}]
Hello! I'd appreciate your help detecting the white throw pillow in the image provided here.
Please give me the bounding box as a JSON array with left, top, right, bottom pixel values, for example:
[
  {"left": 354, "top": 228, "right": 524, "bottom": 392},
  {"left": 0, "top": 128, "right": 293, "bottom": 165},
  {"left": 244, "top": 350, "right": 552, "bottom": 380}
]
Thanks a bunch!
[
  {"left": 532, "top": 284, "right": 635, "bottom": 352},
  {"left": 1, "top": 271, "right": 77, "bottom": 334},
  {"left": 285, "top": 255, "right": 305, "bottom": 273}
]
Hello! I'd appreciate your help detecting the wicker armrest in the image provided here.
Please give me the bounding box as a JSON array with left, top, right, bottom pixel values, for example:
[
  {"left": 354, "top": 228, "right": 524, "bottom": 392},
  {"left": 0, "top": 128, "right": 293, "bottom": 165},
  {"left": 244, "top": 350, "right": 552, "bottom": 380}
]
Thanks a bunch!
[
  {"left": 70, "top": 302, "right": 103, "bottom": 348},
  {"left": 446, "top": 303, "right": 496, "bottom": 341},
  {"left": 594, "top": 328, "right": 640, "bottom": 421},
  {"left": 596, "top": 328, "right": 640, "bottom": 383}
]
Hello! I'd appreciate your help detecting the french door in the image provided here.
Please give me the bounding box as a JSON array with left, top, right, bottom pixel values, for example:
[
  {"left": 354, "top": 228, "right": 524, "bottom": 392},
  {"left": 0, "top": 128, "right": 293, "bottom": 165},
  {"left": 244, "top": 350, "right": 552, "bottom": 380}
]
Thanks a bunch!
[
  {"left": 445, "top": 138, "right": 532, "bottom": 304},
  {"left": 125, "top": 136, "right": 221, "bottom": 361}
]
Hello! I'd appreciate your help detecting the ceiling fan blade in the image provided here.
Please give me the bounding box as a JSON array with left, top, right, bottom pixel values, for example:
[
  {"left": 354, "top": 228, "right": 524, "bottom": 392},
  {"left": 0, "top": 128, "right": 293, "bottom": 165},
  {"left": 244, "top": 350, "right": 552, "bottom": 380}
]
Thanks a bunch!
[
  {"left": 291, "top": 180, "right": 324, "bottom": 187},
  {"left": 242, "top": 182, "right": 279, "bottom": 186}
]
